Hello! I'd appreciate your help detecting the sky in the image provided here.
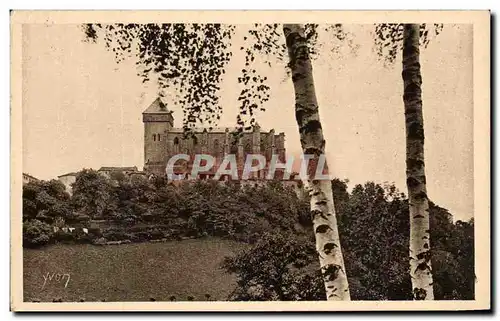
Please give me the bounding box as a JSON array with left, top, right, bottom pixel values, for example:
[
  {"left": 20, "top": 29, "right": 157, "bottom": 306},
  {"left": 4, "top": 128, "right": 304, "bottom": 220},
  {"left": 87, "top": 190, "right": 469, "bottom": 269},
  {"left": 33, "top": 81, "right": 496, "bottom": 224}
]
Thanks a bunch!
[{"left": 21, "top": 23, "right": 473, "bottom": 221}]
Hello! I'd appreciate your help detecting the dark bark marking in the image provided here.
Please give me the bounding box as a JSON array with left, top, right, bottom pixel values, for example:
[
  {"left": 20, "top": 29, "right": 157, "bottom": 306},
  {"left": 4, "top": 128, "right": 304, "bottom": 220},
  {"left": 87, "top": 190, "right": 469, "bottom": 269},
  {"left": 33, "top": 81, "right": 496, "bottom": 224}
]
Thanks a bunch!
[
  {"left": 322, "top": 264, "right": 341, "bottom": 282},
  {"left": 302, "top": 120, "right": 322, "bottom": 135},
  {"left": 284, "top": 31, "right": 300, "bottom": 48},
  {"left": 315, "top": 200, "right": 327, "bottom": 206},
  {"left": 407, "top": 122, "right": 425, "bottom": 140},
  {"left": 402, "top": 67, "right": 422, "bottom": 83},
  {"left": 402, "top": 37, "right": 419, "bottom": 54},
  {"left": 315, "top": 224, "right": 331, "bottom": 234},
  {"left": 292, "top": 72, "right": 307, "bottom": 82},
  {"left": 406, "top": 177, "right": 420, "bottom": 188},
  {"left": 416, "top": 250, "right": 431, "bottom": 261},
  {"left": 310, "top": 209, "right": 322, "bottom": 218},
  {"left": 414, "top": 191, "right": 428, "bottom": 200},
  {"left": 413, "top": 288, "right": 427, "bottom": 300},
  {"left": 295, "top": 105, "right": 306, "bottom": 127},
  {"left": 404, "top": 106, "right": 419, "bottom": 115},
  {"left": 323, "top": 242, "right": 337, "bottom": 255},
  {"left": 304, "top": 147, "right": 322, "bottom": 155},
  {"left": 407, "top": 158, "right": 425, "bottom": 170},
  {"left": 403, "top": 83, "right": 422, "bottom": 100},
  {"left": 416, "top": 262, "right": 430, "bottom": 274},
  {"left": 311, "top": 209, "right": 329, "bottom": 222}
]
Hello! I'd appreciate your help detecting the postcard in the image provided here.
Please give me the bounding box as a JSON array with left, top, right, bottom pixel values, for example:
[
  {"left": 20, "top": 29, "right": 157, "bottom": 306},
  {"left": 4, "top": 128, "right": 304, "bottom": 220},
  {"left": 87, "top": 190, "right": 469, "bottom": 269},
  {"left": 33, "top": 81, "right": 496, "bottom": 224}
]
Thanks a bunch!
[{"left": 10, "top": 10, "right": 490, "bottom": 312}]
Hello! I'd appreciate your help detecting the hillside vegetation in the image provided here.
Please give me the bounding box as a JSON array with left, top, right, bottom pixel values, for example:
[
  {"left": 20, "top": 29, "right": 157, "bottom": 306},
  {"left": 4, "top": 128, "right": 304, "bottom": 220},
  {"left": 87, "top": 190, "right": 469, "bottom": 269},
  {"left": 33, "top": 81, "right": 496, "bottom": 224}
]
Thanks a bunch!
[{"left": 23, "top": 170, "right": 474, "bottom": 301}]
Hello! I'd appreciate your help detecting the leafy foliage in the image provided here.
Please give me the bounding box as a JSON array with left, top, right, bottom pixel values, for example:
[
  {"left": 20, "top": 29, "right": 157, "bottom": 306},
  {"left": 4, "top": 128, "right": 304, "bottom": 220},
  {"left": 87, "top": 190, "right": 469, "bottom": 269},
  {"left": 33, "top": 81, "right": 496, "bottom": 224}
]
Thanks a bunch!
[
  {"left": 23, "top": 219, "right": 54, "bottom": 248},
  {"left": 22, "top": 180, "right": 71, "bottom": 223},
  {"left": 223, "top": 181, "right": 475, "bottom": 301},
  {"left": 83, "top": 23, "right": 357, "bottom": 131},
  {"left": 22, "top": 173, "right": 474, "bottom": 300},
  {"left": 71, "top": 169, "right": 117, "bottom": 220},
  {"left": 33, "top": 21, "right": 467, "bottom": 297},
  {"left": 83, "top": 23, "right": 234, "bottom": 132},
  {"left": 234, "top": 23, "right": 357, "bottom": 129},
  {"left": 222, "top": 232, "right": 324, "bottom": 301},
  {"left": 25, "top": 170, "right": 307, "bottom": 244},
  {"left": 373, "top": 23, "right": 444, "bottom": 65}
]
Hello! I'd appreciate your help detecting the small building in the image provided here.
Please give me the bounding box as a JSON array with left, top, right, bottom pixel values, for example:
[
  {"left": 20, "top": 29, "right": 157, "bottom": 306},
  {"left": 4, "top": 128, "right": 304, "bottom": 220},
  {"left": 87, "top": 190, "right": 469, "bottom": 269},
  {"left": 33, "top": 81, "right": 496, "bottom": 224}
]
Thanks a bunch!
[
  {"left": 22, "top": 173, "right": 39, "bottom": 185},
  {"left": 57, "top": 172, "right": 78, "bottom": 195},
  {"left": 129, "top": 171, "right": 148, "bottom": 181},
  {"left": 97, "top": 166, "right": 138, "bottom": 179}
]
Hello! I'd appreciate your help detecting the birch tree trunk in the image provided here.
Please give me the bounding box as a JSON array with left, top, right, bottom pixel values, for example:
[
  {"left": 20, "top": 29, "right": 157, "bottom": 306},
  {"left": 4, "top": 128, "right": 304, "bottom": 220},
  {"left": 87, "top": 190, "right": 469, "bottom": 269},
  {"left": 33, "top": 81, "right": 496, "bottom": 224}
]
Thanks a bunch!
[
  {"left": 283, "top": 24, "right": 350, "bottom": 301},
  {"left": 402, "top": 24, "right": 434, "bottom": 300}
]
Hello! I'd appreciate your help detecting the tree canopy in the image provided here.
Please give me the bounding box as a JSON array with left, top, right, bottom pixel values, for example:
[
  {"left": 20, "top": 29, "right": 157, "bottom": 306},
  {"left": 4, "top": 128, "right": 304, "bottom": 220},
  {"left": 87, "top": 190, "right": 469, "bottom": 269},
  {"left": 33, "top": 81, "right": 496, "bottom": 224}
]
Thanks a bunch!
[
  {"left": 83, "top": 23, "right": 358, "bottom": 133},
  {"left": 23, "top": 172, "right": 474, "bottom": 300}
]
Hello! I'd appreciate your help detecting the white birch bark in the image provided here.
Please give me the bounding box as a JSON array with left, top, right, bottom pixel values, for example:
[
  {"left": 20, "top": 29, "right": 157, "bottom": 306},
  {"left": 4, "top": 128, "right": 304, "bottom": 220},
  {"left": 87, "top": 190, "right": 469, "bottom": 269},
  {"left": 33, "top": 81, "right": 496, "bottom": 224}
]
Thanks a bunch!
[
  {"left": 283, "top": 24, "right": 350, "bottom": 301},
  {"left": 402, "top": 24, "right": 434, "bottom": 300}
]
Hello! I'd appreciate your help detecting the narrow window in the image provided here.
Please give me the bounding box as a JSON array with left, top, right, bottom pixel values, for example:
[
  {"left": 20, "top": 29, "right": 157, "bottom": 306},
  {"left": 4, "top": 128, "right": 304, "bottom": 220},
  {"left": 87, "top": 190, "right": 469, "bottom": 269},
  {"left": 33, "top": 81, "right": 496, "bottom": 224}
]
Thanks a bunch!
[
  {"left": 213, "top": 139, "right": 220, "bottom": 158},
  {"left": 153, "top": 134, "right": 156, "bottom": 141},
  {"left": 173, "top": 137, "right": 180, "bottom": 153},
  {"left": 245, "top": 139, "right": 252, "bottom": 153}
]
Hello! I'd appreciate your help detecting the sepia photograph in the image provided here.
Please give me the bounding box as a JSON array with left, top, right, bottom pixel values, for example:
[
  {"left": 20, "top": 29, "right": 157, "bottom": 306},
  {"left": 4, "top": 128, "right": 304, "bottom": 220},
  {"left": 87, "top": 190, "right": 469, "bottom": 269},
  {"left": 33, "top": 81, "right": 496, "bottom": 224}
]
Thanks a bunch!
[{"left": 10, "top": 10, "right": 490, "bottom": 312}]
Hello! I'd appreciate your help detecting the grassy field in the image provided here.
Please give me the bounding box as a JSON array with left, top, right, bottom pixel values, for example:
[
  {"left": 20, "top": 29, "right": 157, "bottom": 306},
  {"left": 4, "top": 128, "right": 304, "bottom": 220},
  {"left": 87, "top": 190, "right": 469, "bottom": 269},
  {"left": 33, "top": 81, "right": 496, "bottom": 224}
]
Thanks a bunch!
[{"left": 23, "top": 238, "right": 247, "bottom": 302}]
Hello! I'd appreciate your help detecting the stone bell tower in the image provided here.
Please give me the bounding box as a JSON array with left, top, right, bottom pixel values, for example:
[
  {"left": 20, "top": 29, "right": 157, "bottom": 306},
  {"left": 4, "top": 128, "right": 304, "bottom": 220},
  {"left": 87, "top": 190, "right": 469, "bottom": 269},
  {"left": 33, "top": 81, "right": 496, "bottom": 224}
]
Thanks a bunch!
[{"left": 143, "top": 97, "right": 174, "bottom": 175}]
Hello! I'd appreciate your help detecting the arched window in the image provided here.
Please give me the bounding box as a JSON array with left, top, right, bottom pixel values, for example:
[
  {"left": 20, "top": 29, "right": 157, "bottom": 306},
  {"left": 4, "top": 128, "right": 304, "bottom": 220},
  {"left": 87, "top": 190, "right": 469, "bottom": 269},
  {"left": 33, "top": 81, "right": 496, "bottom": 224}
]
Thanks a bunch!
[
  {"left": 153, "top": 134, "right": 156, "bottom": 141},
  {"left": 174, "top": 137, "right": 179, "bottom": 145}
]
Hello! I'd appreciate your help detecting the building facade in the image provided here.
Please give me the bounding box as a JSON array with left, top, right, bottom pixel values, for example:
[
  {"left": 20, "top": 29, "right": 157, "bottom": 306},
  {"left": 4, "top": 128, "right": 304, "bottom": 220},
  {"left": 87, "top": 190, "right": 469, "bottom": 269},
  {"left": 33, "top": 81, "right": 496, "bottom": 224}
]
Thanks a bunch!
[
  {"left": 98, "top": 166, "right": 139, "bottom": 179},
  {"left": 57, "top": 172, "right": 77, "bottom": 195},
  {"left": 22, "top": 173, "right": 39, "bottom": 185},
  {"left": 58, "top": 167, "right": 141, "bottom": 195},
  {"left": 143, "top": 98, "right": 287, "bottom": 179}
]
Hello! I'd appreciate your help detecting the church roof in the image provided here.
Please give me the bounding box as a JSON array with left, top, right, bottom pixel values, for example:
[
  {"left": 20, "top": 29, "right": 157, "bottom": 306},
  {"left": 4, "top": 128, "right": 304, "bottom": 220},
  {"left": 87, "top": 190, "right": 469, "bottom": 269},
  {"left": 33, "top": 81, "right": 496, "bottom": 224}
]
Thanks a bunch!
[{"left": 142, "top": 97, "right": 171, "bottom": 114}]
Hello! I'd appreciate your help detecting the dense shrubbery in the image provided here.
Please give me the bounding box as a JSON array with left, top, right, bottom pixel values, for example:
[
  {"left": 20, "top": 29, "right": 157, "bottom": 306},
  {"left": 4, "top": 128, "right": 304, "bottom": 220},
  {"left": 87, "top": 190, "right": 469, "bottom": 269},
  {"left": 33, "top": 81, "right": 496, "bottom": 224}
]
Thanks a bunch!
[
  {"left": 222, "top": 232, "right": 324, "bottom": 301},
  {"left": 23, "top": 219, "right": 54, "bottom": 248},
  {"left": 22, "top": 170, "right": 474, "bottom": 300},
  {"left": 22, "top": 170, "right": 306, "bottom": 246},
  {"left": 223, "top": 180, "right": 475, "bottom": 301},
  {"left": 23, "top": 179, "right": 72, "bottom": 223}
]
